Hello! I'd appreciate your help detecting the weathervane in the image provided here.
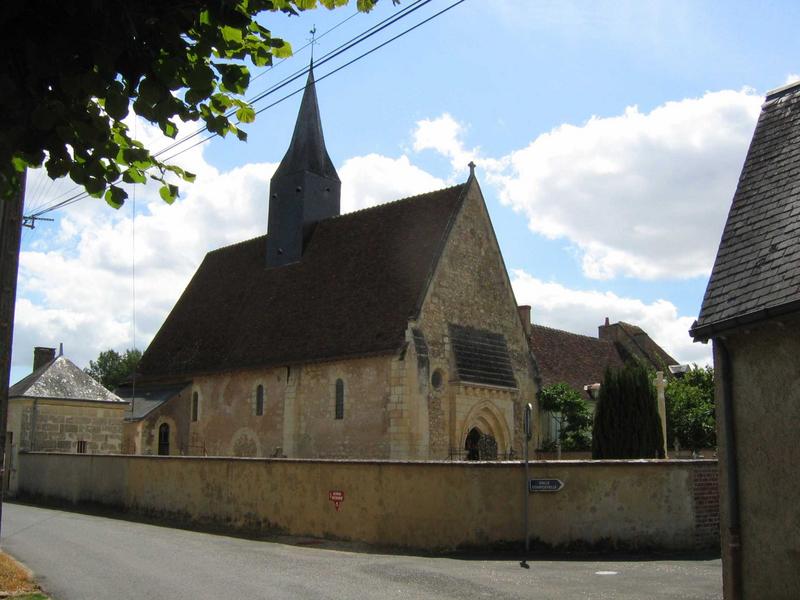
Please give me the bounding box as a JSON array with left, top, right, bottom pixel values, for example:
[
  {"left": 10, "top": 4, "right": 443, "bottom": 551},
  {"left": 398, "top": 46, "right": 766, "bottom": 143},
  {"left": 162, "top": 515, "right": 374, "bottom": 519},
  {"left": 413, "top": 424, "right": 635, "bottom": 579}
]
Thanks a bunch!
[{"left": 309, "top": 25, "right": 317, "bottom": 64}]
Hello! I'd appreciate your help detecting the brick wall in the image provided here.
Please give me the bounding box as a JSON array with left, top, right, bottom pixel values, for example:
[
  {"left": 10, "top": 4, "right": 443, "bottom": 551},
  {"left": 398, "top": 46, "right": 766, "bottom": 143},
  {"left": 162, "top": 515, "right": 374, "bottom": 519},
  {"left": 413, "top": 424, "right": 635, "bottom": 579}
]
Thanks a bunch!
[{"left": 692, "top": 461, "right": 720, "bottom": 549}]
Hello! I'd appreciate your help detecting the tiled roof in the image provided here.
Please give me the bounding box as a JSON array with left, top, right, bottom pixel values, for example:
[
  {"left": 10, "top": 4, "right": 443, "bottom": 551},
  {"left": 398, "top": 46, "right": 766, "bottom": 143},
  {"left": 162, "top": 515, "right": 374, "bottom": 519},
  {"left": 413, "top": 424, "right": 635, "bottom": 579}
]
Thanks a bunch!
[
  {"left": 137, "top": 183, "right": 468, "bottom": 377},
  {"left": 692, "top": 82, "right": 800, "bottom": 339},
  {"left": 9, "top": 356, "right": 123, "bottom": 402},
  {"left": 528, "top": 324, "right": 625, "bottom": 393},
  {"left": 611, "top": 321, "right": 677, "bottom": 369}
]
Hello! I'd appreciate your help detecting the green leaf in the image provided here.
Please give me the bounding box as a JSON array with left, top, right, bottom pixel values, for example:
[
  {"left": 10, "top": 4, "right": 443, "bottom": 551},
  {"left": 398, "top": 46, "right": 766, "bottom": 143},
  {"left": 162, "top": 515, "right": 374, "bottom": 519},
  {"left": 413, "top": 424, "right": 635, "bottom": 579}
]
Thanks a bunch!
[
  {"left": 272, "top": 39, "right": 292, "bottom": 59},
  {"left": 161, "top": 120, "right": 178, "bottom": 138},
  {"left": 159, "top": 183, "right": 179, "bottom": 204},
  {"left": 236, "top": 105, "right": 256, "bottom": 123},
  {"left": 221, "top": 26, "right": 244, "bottom": 45},
  {"left": 104, "top": 184, "right": 128, "bottom": 209},
  {"left": 235, "top": 128, "right": 248, "bottom": 142},
  {"left": 104, "top": 81, "right": 129, "bottom": 120},
  {"left": 122, "top": 168, "right": 147, "bottom": 184},
  {"left": 11, "top": 156, "right": 27, "bottom": 172}
]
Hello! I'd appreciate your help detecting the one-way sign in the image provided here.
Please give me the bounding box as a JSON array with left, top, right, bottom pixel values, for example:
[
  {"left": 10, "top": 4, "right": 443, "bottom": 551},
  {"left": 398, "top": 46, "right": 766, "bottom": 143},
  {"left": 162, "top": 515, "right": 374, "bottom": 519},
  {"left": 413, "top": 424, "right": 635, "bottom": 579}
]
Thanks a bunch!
[{"left": 529, "top": 478, "right": 564, "bottom": 493}]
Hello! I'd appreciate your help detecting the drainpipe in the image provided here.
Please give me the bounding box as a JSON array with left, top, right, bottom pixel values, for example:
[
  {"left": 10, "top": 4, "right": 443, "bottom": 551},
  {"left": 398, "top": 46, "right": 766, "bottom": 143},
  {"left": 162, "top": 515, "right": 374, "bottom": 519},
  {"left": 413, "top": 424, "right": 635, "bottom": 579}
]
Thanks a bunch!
[{"left": 717, "top": 339, "right": 742, "bottom": 600}]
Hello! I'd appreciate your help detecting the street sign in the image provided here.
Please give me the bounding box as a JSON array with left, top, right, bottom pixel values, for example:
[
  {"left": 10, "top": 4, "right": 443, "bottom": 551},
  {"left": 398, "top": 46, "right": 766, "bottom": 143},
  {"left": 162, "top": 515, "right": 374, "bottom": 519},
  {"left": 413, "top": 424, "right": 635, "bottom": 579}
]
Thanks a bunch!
[
  {"left": 524, "top": 403, "right": 533, "bottom": 441},
  {"left": 328, "top": 490, "right": 344, "bottom": 511},
  {"left": 529, "top": 478, "right": 564, "bottom": 493}
]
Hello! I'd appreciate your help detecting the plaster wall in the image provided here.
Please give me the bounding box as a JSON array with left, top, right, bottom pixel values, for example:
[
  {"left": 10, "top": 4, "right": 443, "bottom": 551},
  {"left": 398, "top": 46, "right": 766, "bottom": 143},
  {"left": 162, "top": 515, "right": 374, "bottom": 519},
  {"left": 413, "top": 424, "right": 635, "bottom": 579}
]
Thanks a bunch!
[
  {"left": 17, "top": 453, "right": 716, "bottom": 552},
  {"left": 137, "top": 355, "right": 395, "bottom": 460},
  {"left": 714, "top": 314, "right": 800, "bottom": 599}
]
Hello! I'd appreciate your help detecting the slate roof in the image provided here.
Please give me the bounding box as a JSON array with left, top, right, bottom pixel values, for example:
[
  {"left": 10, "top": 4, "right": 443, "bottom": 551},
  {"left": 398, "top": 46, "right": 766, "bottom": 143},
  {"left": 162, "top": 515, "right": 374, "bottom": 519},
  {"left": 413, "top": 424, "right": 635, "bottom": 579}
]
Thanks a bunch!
[
  {"left": 10, "top": 356, "right": 123, "bottom": 403},
  {"left": 115, "top": 382, "right": 189, "bottom": 420},
  {"left": 692, "top": 81, "right": 800, "bottom": 340},
  {"left": 528, "top": 325, "right": 625, "bottom": 393},
  {"left": 449, "top": 324, "right": 516, "bottom": 388},
  {"left": 137, "top": 183, "right": 468, "bottom": 378}
]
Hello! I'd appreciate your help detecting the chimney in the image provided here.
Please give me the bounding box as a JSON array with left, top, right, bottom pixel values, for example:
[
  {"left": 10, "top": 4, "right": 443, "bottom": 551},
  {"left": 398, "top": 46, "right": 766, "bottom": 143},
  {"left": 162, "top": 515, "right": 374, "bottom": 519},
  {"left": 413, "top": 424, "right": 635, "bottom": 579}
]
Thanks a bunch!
[
  {"left": 33, "top": 346, "right": 56, "bottom": 372},
  {"left": 599, "top": 317, "right": 615, "bottom": 341},
  {"left": 518, "top": 305, "right": 532, "bottom": 337}
]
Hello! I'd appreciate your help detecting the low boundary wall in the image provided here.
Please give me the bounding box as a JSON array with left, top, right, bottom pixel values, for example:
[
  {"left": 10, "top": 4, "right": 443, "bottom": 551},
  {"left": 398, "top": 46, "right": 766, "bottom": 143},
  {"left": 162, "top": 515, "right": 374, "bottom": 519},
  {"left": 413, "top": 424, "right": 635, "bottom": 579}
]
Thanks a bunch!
[{"left": 17, "top": 453, "right": 718, "bottom": 552}]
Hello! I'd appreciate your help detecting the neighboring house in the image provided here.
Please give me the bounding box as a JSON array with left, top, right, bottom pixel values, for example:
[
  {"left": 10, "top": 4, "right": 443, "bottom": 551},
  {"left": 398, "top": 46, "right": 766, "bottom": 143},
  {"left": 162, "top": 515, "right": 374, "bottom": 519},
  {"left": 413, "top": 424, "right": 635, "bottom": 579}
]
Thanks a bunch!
[
  {"left": 124, "top": 66, "right": 538, "bottom": 461},
  {"left": 523, "top": 311, "right": 677, "bottom": 444},
  {"left": 690, "top": 81, "right": 800, "bottom": 600},
  {"left": 7, "top": 346, "right": 128, "bottom": 493}
]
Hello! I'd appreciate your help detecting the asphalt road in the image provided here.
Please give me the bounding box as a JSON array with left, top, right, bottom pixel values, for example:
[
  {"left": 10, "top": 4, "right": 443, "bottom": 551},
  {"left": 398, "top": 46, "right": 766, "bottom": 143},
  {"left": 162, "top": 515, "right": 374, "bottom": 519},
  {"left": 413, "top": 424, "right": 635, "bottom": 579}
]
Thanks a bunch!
[{"left": 2, "top": 503, "right": 721, "bottom": 600}]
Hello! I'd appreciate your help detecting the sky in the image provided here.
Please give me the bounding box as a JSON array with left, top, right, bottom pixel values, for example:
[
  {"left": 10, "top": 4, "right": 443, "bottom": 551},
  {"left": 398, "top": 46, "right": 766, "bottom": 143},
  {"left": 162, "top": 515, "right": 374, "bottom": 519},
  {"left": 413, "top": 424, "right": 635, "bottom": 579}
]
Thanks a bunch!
[{"left": 11, "top": 0, "right": 800, "bottom": 384}]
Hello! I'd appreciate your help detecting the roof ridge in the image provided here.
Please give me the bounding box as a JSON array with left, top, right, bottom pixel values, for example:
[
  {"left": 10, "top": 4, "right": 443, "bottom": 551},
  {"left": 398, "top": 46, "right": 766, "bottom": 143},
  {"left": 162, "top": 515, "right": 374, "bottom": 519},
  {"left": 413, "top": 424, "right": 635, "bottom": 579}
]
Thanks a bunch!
[
  {"left": 530, "top": 323, "right": 609, "bottom": 342},
  {"left": 765, "top": 79, "right": 800, "bottom": 102},
  {"left": 324, "top": 181, "right": 468, "bottom": 221},
  {"left": 207, "top": 182, "right": 469, "bottom": 255}
]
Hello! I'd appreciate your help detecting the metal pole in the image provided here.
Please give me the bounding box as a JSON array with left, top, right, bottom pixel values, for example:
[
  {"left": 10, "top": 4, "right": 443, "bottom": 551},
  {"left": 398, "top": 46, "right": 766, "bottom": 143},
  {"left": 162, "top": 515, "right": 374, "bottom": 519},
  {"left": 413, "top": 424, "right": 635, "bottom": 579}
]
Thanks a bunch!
[
  {"left": 0, "top": 169, "right": 26, "bottom": 543},
  {"left": 524, "top": 429, "right": 530, "bottom": 554},
  {"left": 523, "top": 402, "right": 532, "bottom": 557}
]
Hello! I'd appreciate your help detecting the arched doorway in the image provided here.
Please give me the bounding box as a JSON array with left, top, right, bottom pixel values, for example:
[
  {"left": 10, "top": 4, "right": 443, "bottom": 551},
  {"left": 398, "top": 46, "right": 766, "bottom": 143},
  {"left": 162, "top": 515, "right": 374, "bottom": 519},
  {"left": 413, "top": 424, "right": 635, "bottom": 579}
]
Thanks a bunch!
[
  {"left": 461, "top": 401, "right": 511, "bottom": 460},
  {"left": 158, "top": 423, "right": 170, "bottom": 456},
  {"left": 464, "top": 427, "right": 498, "bottom": 461}
]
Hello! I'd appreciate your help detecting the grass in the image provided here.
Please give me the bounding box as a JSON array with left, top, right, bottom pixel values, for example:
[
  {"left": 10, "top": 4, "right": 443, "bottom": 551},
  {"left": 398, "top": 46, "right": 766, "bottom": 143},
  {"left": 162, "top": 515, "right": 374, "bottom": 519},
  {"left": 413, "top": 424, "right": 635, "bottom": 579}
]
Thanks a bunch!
[{"left": 0, "top": 552, "right": 49, "bottom": 599}]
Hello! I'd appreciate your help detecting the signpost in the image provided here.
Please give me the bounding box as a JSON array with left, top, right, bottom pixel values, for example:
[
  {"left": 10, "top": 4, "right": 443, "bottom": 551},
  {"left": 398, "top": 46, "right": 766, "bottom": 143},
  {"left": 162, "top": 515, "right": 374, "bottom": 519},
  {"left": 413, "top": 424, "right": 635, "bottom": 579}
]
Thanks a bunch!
[{"left": 523, "top": 403, "right": 532, "bottom": 556}]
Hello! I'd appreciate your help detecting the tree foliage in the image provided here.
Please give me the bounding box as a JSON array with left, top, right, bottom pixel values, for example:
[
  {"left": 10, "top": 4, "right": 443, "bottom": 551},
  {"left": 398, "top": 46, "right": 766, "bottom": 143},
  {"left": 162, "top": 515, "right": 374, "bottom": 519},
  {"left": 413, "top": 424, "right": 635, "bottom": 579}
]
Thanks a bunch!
[
  {"left": 85, "top": 348, "right": 142, "bottom": 392},
  {"left": 665, "top": 365, "right": 715, "bottom": 452},
  {"left": 1, "top": 0, "right": 381, "bottom": 204},
  {"left": 592, "top": 362, "right": 665, "bottom": 459},
  {"left": 539, "top": 383, "right": 592, "bottom": 451}
]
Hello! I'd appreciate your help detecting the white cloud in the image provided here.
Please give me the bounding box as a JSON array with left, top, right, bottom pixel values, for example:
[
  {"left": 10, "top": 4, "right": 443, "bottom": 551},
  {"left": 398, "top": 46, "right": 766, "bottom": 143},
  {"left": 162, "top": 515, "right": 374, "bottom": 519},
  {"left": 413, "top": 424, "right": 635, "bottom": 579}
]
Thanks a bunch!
[
  {"left": 785, "top": 73, "right": 800, "bottom": 85},
  {"left": 412, "top": 114, "right": 506, "bottom": 177},
  {"left": 511, "top": 269, "right": 711, "bottom": 366},
  {"left": 339, "top": 154, "right": 445, "bottom": 213},
  {"left": 418, "top": 90, "right": 762, "bottom": 280}
]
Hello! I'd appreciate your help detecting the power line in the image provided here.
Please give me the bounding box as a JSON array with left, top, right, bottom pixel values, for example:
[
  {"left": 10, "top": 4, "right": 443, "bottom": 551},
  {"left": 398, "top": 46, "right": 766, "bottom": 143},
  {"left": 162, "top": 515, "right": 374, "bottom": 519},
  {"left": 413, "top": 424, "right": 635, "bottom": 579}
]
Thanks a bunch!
[
  {"left": 155, "top": 0, "right": 431, "bottom": 159},
  {"left": 26, "top": 0, "right": 465, "bottom": 220}
]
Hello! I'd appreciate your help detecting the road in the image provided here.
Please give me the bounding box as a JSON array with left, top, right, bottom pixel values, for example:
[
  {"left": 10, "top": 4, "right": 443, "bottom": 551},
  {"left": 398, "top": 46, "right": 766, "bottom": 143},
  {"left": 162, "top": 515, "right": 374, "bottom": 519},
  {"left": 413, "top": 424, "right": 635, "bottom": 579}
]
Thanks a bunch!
[{"left": 2, "top": 503, "right": 721, "bottom": 599}]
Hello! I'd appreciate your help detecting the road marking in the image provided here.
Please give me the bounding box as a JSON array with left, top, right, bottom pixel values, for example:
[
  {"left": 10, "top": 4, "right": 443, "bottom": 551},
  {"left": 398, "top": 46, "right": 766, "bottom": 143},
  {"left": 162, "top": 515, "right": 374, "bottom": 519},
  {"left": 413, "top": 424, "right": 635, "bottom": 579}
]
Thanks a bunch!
[{"left": 595, "top": 571, "right": 618, "bottom": 576}]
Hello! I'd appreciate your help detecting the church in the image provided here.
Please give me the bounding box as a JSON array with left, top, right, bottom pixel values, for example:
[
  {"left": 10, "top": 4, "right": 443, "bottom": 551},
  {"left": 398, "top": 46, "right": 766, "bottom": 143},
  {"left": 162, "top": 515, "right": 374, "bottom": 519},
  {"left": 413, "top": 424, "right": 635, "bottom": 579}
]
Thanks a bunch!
[{"left": 120, "top": 66, "right": 539, "bottom": 460}]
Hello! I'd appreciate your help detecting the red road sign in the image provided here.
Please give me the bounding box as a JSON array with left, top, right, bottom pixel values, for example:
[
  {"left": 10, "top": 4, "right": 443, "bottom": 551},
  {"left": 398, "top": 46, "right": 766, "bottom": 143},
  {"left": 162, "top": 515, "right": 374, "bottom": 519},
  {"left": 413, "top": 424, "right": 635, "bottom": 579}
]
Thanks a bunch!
[{"left": 328, "top": 490, "right": 344, "bottom": 511}]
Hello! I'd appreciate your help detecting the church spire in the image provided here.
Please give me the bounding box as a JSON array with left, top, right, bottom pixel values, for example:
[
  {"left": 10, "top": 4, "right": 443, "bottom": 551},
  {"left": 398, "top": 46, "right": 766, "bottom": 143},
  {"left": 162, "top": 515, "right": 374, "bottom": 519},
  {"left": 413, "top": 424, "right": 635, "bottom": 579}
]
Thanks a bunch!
[
  {"left": 266, "top": 64, "right": 341, "bottom": 267},
  {"left": 272, "top": 64, "right": 339, "bottom": 181}
]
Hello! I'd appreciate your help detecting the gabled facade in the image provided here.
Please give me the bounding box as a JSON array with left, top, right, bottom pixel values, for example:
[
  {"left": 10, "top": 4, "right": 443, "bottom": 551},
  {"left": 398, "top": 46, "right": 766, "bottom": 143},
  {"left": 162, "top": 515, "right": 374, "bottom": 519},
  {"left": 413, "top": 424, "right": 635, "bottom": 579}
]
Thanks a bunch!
[
  {"left": 7, "top": 346, "right": 127, "bottom": 492},
  {"left": 690, "top": 81, "right": 800, "bottom": 600},
  {"left": 128, "top": 69, "right": 538, "bottom": 460}
]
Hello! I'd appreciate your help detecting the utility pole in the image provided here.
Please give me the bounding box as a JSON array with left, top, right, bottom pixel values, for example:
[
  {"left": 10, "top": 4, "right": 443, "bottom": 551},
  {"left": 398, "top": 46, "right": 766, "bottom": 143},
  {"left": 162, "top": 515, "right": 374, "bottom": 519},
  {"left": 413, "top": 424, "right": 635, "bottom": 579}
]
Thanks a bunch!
[{"left": 0, "top": 170, "right": 26, "bottom": 542}]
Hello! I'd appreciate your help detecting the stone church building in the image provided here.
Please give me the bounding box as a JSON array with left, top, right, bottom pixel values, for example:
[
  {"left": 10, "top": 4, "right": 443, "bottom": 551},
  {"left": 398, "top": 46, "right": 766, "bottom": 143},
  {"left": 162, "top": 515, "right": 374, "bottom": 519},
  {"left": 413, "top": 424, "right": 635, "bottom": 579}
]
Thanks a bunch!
[{"left": 121, "top": 66, "right": 539, "bottom": 460}]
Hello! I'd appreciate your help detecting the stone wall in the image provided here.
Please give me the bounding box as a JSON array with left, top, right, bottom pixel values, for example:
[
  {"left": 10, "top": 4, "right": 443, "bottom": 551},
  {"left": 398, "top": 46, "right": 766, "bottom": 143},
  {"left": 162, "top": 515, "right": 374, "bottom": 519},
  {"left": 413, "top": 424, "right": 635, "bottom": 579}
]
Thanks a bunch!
[
  {"left": 6, "top": 397, "right": 128, "bottom": 493},
  {"left": 401, "top": 179, "right": 538, "bottom": 459},
  {"left": 17, "top": 453, "right": 718, "bottom": 553},
  {"left": 9, "top": 398, "right": 126, "bottom": 454},
  {"left": 714, "top": 313, "right": 800, "bottom": 599}
]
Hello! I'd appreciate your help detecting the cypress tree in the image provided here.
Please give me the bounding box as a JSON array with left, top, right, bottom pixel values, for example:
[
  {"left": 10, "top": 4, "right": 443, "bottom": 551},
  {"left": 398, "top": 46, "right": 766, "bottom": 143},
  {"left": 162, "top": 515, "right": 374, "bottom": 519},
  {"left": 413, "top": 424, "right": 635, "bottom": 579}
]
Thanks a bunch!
[{"left": 592, "top": 362, "right": 665, "bottom": 459}]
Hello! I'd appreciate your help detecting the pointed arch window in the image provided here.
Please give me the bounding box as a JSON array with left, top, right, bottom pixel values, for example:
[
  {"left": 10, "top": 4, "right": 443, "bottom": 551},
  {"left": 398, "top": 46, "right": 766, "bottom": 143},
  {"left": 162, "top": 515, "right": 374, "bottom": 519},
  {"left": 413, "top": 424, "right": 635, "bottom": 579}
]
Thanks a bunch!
[
  {"left": 255, "top": 384, "right": 264, "bottom": 416},
  {"left": 335, "top": 379, "right": 344, "bottom": 420}
]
